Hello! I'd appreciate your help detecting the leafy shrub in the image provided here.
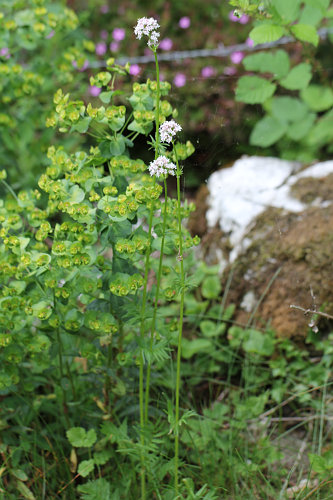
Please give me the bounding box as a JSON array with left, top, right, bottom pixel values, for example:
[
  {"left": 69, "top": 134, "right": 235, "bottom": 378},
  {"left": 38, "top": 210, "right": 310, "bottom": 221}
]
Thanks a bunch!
[
  {"left": 232, "top": 0, "right": 333, "bottom": 161},
  {"left": 0, "top": 0, "right": 94, "bottom": 188}
]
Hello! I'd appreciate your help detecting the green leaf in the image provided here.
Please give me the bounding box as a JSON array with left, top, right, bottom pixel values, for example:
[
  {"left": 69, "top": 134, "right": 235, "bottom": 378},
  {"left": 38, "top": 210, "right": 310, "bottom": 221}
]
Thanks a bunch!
[
  {"left": 72, "top": 117, "right": 91, "bottom": 134},
  {"left": 78, "top": 479, "right": 111, "bottom": 500},
  {"left": 308, "top": 451, "right": 333, "bottom": 474},
  {"left": 271, "top": 0, "right": 301, "bottom": 23},
  {"left": 301, "top": 85, "right": 333, "bottom": 111},
  {"left": 236, "top": 76, "right": 276, "bottom": 104},
  {"left": 271, "top": 97, "right": 308, "bottom": 123},
  {"left": 108, "top": 115, "right": 125, "bottom": 132},
  {"left": 290, "top": 24, "right": 319, "bottom": 46},
  {"left": 299, "top": 5, "right": 325, "bottom": 26},
  {"left": 66, "top": 427, "right": 97, "bottom": 448},
  {"left": 304, "top": 0, "right": 329, "bottom": 12},
  {"left": 99, "top": 91, "right": 113, "bottom": 104},
  {"left": 249, "top": 24, "right": 285, "bottom": 45},
  {"left": 78, "top": 459, "right": 95, "bottom": 478},
  {"left": 129, "top": 92, "right": 154, "bottom": 111},
  {"left": 242, "top": 50, "right": 290, "bottom": 79},
  {"left": 201, "top": 275, "right": 222, "bottom": 299},
  {"left": 306, "top": 112, "right": 333, "bottom": 146},
  {"left": 279, "top": 63, "right": 312, "bottom": 90},
  {"left": 93, "top": 450, "right": 112, "bottom": 466},
  {"left": 200, "top": 320, "right": 226, "bottom": 338},
  {"left": 16, "top": 482, "right": 36, "bottom": 500},
  {"left": 243, "top": 329, "right": 275, "bottom": 356},
  {"left": 109, "top": 135, "right": 126, "bottom": 156},
  {"left": 68, "top": 185, "right": 85, "bottom": 204},
  {"left": 181, "top": 338, "right": 212, "bottom": 359},
  {"left": 286, "top": 113, "right": 316, "bottom": 141},
  {"left": 250, "top": 116, "right": 287, "bottom": 147},
  {"left": 10, "top": 469, "right": 28, "bottom": 481},
  {"left": 127, "top": 119, "right": 153, "bottom": 135}
]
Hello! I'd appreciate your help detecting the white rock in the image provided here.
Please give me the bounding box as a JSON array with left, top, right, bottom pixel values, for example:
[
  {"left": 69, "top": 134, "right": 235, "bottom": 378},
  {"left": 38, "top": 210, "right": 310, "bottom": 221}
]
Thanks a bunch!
[{"left": 206, "top": 156, "right": 333, "bottom": 262}]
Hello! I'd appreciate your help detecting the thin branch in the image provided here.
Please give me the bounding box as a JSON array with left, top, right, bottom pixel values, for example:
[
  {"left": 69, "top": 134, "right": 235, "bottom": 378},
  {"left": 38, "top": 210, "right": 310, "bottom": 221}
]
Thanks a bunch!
[{"left": 290, "top": 304, "right": 333, "bottom": 321}]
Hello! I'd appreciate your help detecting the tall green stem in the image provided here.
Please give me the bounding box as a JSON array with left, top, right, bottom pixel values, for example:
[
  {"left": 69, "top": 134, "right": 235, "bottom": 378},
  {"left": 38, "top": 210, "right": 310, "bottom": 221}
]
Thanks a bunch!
[
  {"left": 145, "top": 179, "right": 168, "bottom": 423},
  {"left": 174, "top": 147, "right": 185, "bottom": 495},
  {"left": 53, "top": 292, "right": 70, "bottom": 427},
  {"left": 138, "top": 48, "right": 161, "bottom": 500},
  {"left": 56, "top": 326, "right": 70, "bottom": 427}
]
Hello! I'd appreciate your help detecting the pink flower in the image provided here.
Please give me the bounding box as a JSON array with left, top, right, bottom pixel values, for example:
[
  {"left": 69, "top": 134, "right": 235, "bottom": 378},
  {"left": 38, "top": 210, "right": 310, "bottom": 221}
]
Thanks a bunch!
[
  {"left": 96, "top": 42, "right": 107, "bottom": 56},
  {"left": 174, "top": 73, "right": 186, "bottom": 87},
  {"left": 239, "top": 14, "right": 249, "bottom": 24},
  {"left": 159, "top": 38, "right": 173, "bottom": 51},
  {"left": 229, "top": 11, "right": 240, "bottom": 22},
  {"left": 100, "top": 30, "right": 108, "bottom": 40},
  {"left": 46, "top": 30, "right": 55, "bottom": 39},
  {"left": 229, "top": 11, "right": 250, "bottom": 24},
  {"left": 201, "top": 66, "right": 216, "bottom": 78},
  {"left": 179, "top": 16, "right": 190, "bottom": 29},
  {"left": 89, "top": 85, "right": 101, "bottom": 97},
  {"left": 129, "top": 64, "right": 141, "bottom": 76},
  {"left": 112, "top": 28, "right": 125, "bottom": 41},
  {"left": 109, "top": 41, "right": 119, "bottom": 52},
  {"left": 100, "top": 5, "right": 109, "bottom": 14},
  {"left": 73, "top": 60, "right": 89, "bottom": 72},
  {"left": 230, "top": 51, "right": 244, "bottom": 64},
  {"left": 246, "top": 37, "right": 254, "bottom": 47},
  {"left": 224, "top": 66, "right": 237, "bottom": 76},
  {"left": 0, "top": 47, "right": 9, "bottom": 57}
]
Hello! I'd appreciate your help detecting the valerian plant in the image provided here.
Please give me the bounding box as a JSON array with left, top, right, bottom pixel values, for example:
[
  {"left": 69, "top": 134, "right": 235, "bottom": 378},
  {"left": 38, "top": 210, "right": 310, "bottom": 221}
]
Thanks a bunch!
[
  {"left": 0, "top": 17, "right": 206, "bottom": 498},
  {"left": 230, "top": 0, "right": 333, "bottom": 162}
]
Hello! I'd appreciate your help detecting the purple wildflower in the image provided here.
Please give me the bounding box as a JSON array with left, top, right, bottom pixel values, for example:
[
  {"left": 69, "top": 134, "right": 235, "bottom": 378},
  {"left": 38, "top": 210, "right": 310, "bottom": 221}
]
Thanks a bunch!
[
  {"left": 89, "top": 86, "right": 101, "bottom": 97},
  {"left": 112, "top": 28, "right": 125, "bottom": 41},
  {"left": 96, "top": 42, "right": 107, "bottom": 56},
  {"left": 109, "top": 41, "right": 119, "bottom": 52},
  {"left": 201, "top": 66, "right": 216, "bottom": 78},
  {"left": 46, "top": 30, "right": 55, "bottom": 39},
  {"left": 129, "top": 64, "right": 141, "bottom": 76},
  {"left": 230, "top": 51, "right": 244, "bottom": 64},
  {"left": 159, "top": 38, "right": 173, "bottom": 51},
  {"left": 100, "top": 30, "right": 108, "bottom": 40},
  {"left": 100, "top": 5, "right": 109, "bottom": 14},
  {"left": 173, "top": 73, "right": 186, "bottom": 87},
  {"left": 224, "top": 66, "right": 237, "bottom": 76},
  {"left": 73, "top": 60, "right": 89, "bottom": 72},
  {"left": 246, "top": 37, "right": 254, "bottom": 47},
  {"left": 179, "top": 16, "right": 190, "bottom": 29}
]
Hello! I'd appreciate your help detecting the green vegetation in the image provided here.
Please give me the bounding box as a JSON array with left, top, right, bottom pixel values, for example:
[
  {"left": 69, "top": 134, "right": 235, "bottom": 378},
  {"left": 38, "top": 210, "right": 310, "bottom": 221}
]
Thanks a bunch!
[{"left": 0, "top": 1, "right": 332, "bottom": 498}]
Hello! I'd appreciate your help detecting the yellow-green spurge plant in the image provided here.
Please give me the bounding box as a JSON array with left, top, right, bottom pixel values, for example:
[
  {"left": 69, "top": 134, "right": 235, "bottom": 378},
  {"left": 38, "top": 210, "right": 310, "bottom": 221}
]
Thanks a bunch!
[{"left": 0, "top": 16, "right": 219, "bottom": 499}]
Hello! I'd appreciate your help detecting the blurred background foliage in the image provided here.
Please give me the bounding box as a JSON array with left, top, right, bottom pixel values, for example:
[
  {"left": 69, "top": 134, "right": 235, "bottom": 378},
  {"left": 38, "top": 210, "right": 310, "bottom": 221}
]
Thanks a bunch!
[{"left": 1, "top": 0, "right": 332, "bottom": 190}]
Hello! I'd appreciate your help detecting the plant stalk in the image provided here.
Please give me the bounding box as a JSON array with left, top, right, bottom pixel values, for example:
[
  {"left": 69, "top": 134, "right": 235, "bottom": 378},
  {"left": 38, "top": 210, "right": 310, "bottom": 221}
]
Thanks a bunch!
[
  {"left": 145, "top": 179, "right": 168, "bottom": 423},
  {"left": 138, "top": 47, "right": 161, "bottom": 500},
  {"left": 174, "top": 147, "right": 185, "bottom": 494}
]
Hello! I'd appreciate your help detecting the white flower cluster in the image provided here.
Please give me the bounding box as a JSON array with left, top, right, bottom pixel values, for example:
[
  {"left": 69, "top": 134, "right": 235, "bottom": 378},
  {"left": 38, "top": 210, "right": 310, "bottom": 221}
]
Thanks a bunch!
[
  {"left": 159, "top": 120, "right": 182, "bottom": 144},
  {"left": 148, "top": 155, "right": 177, "bottom": 178},
  {"left": 134, "top": 17, "right": 160, "bottom": 49}
]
